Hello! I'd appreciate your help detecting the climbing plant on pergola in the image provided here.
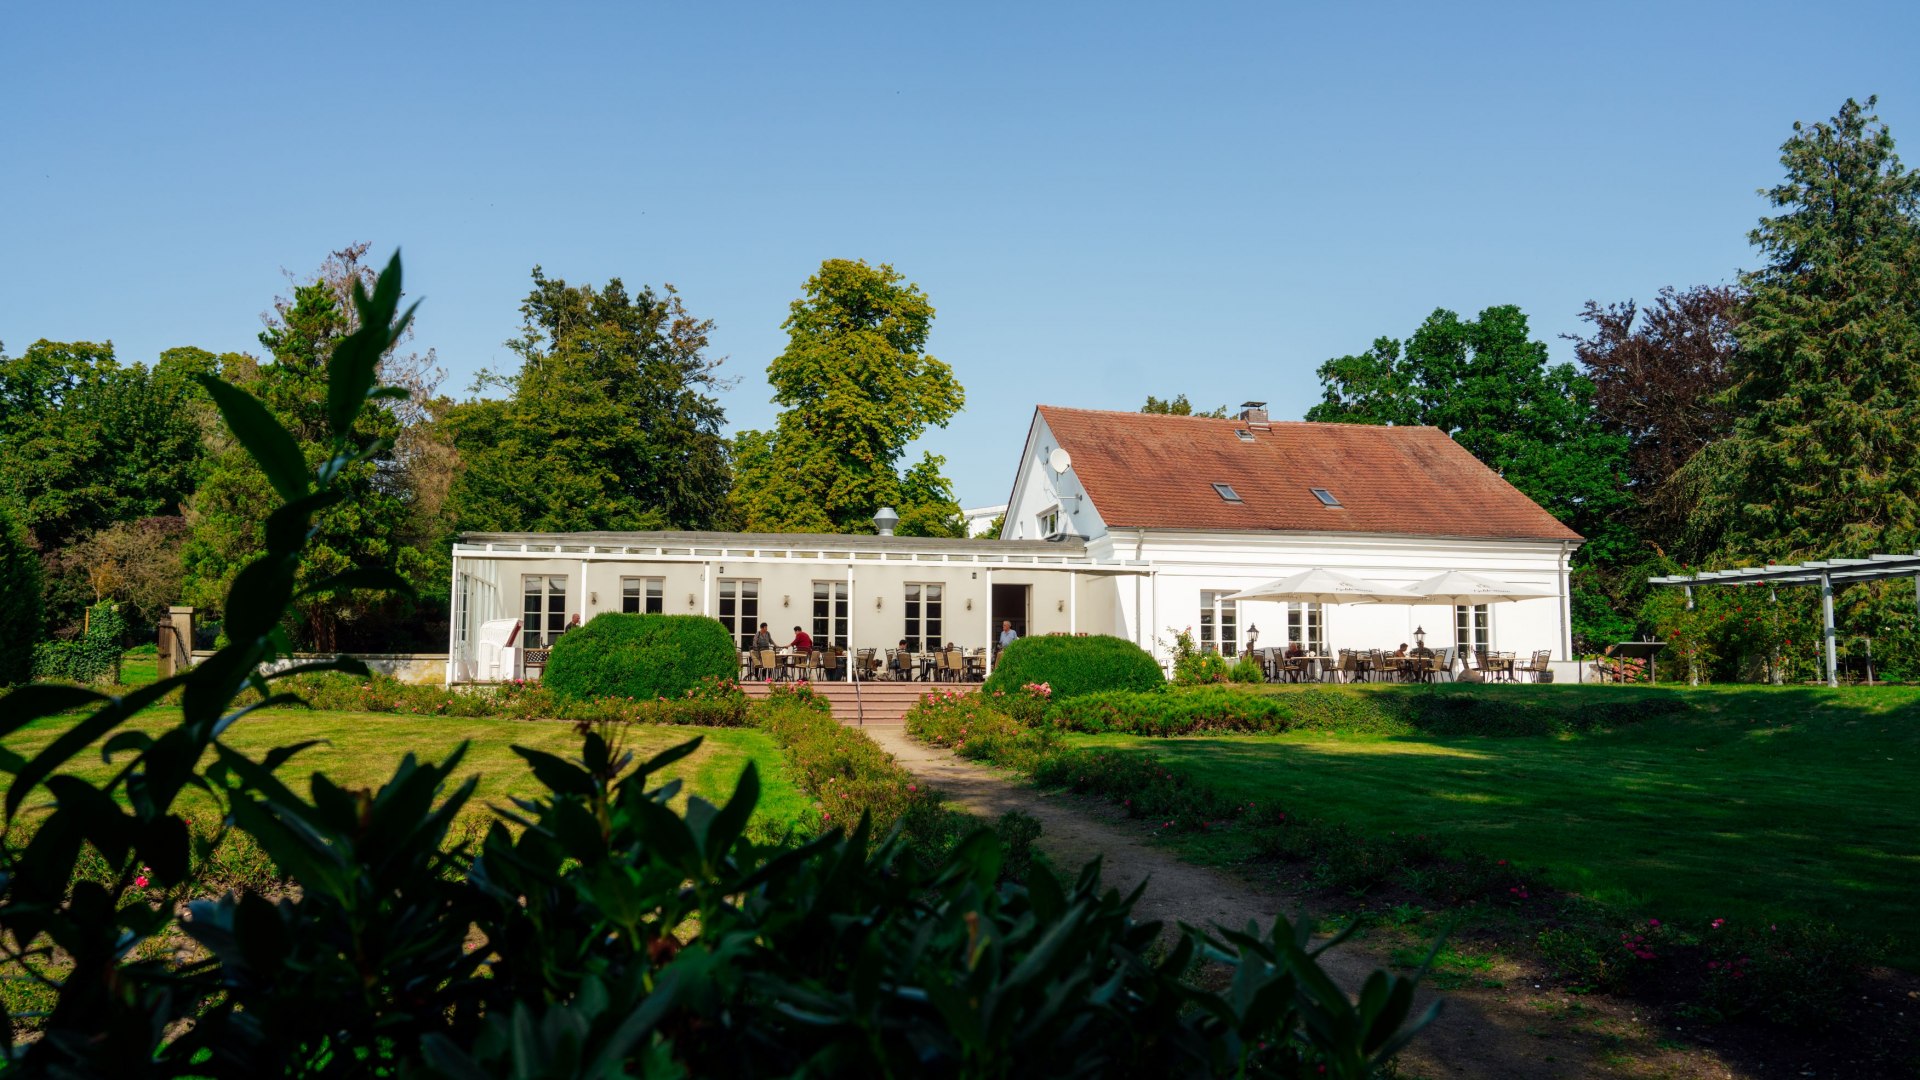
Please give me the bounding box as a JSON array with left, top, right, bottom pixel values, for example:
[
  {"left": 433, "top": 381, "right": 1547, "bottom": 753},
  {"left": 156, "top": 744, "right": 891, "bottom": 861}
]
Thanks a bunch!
[{"left": 1649, "top": 554, "right": 1920, "bottom": 687}]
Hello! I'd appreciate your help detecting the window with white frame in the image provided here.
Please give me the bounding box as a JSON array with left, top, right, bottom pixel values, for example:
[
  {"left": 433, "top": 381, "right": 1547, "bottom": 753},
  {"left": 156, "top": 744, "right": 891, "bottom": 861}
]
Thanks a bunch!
[
  {"left": 904, "top": 583, "right": 944, "bottom": 652},
  {"left": 1455, "top": 604, "right": 1490, "bottom": 657},
  {"left": 522, "top": 574, "right": 570, "bottom": 648},
  {"left": 812, "top": 580, "right": 849, "bottom": 647},
  {"left": 620, "top": 576, "right": 664, "bottom": 614},
  {"left": 1039, "top": 509, "right": 1061, "bottom": 537},
  {"left": 718, "top": 579, "right": 761, "bottom": 650},
  {"left": 1199, "top": 590, "right": 1239, "bottom": 657},
  {"left": 1286, "top": 602, "right": 1325, "bottom": 653}
]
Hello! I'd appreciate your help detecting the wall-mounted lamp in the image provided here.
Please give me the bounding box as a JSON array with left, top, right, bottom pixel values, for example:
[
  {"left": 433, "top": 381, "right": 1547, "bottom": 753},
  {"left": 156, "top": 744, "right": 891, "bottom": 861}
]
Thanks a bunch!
[
  {"left": 783, "top": 595, "right": 790, "bottom": 607},
  {"left": 875, "top": 597, "right": 884, "bottom": 610},
  {"left": 965, "top": 598, "right": 973, "bottom": 611},
  {"left": 589, "top": 592, "right": 598, "bottom": 606},
  {"left": 688, "top": 594, "right": 697, "bottom": 608},
  {"left": 1057, "top": 599, "right": 1065, "bottom": 612}
]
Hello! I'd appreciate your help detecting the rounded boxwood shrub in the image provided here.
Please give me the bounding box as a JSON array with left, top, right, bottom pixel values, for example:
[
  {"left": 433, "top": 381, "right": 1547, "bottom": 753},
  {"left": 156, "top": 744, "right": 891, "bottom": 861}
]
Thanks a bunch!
[
  {"left": 543, "top": 613, "right": 737, "bottom": 701},
  {"left": 0, "top": 504, "right": 43, "bottom": 687},
  {"left": 982, "top": 634, "right": 1164, "bottom": 700}
]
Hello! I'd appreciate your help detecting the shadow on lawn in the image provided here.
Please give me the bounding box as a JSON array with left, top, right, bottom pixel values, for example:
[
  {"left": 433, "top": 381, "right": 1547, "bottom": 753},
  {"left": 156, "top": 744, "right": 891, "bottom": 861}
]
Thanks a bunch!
[{"left": 1099, "top": 684, "right": 1920, "bottom": 966}]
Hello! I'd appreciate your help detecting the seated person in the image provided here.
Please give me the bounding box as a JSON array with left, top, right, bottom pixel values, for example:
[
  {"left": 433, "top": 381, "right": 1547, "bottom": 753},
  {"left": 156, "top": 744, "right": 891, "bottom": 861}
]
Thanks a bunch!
[
  {"left": 1284, "top": 640, "right": 1305, "bottom": 658},
  {"left": 791, "top": 626, "right": 814, "bottom": 652},
  {"left": 891, "top": 639, "right": 913, "bottom": 679},
  {"left": 1394, "top": 643, "right": 1408, "bottom": 658}
]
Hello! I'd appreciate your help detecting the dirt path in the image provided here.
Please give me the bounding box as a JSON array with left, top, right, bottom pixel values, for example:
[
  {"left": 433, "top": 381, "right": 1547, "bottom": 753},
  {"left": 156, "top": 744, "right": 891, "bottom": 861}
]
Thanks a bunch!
[{"left": 866, "top": 727, "right": 1745, "bottom": 1079}]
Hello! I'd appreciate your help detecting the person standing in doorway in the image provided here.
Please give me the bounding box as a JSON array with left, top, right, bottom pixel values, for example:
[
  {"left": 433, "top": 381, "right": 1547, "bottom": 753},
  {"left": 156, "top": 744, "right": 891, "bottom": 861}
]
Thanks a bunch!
[{"left": 998, "top": 620, "right": 1019, "bottom": 650}]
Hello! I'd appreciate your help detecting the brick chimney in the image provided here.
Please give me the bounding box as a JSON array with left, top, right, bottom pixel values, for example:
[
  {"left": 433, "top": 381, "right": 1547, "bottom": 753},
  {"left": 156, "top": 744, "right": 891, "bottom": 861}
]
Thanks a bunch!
[{"left": 1237, "top": 401, "right": 1269, "bottom": 424}]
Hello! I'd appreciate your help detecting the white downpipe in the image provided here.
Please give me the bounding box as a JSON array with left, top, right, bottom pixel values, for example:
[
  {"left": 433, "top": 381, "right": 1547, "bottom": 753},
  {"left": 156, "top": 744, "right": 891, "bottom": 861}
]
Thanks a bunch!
[
  {"left": 1557, "top": 541, "right": 1574, "bottom": 661},
  {"left": 1821, "top": 572, "right": 1838, "bottom": 688},
  {"left": 1069, "top": 571, "right": 1077, "bottom": 635},
  {"left": 578, "top": 558, "right": 589, "bottom": 626},
  {"left": 445, "top": 549, "right": 460, "bottom": 686},
  {"left": 846, "top": 563, "right": 863, "bottom": 725}
]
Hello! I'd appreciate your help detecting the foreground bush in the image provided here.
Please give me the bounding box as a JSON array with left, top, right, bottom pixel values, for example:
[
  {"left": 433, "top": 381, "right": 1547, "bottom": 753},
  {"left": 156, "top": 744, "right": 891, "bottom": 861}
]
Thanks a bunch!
[
  {"left": 982, "top": 634, "right": 1164, "bottom": 700},
  {"left": 543, "top": 611, "right": 738, "bottom": 701}
]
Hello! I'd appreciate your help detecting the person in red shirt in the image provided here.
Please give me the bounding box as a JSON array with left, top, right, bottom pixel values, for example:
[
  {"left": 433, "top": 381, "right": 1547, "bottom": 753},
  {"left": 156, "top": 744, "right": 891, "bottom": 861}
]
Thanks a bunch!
[{"left": 790, "top": 626, "right": 814, "bottom": 652}]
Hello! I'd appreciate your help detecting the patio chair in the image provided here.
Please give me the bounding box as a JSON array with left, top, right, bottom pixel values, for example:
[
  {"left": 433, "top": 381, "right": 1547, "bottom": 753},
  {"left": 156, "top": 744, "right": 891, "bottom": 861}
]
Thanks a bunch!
[
  {"left": 1430, "top": 646, "right": 1456, "bottom": 682},
  {"left": 1333, "top": 650, "right": 1357, "bottom": 684},
  {"left": 855, "top": 648, "right": 880, "bottom": 681},
  {"left": 938, "top": 648, "right": 964, "bottom": 682},
  {"left": 752, "top": 648, "right": 779, "bottom": 681},
  {"left": 1521, "top": 649, "right": 1551, "bottom": 683}
]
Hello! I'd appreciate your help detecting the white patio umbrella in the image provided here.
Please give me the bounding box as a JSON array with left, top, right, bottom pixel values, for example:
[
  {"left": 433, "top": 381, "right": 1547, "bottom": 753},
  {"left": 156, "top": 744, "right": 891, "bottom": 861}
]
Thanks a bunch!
[
  {"left": 1224, "top": 569, "right": 1418, "bottom": 676},
  {"left": 1223, "top": 568, "right": 1420, "bottom": 605},
  {"left": 1402, "top": 570, "right": 1556, "bottom": 606}
]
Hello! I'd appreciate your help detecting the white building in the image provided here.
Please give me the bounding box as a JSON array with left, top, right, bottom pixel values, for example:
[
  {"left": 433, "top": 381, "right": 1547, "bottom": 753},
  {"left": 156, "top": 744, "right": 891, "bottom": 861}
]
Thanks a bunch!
[
  {"left": 446, "top": 403, "right": 1580, "bottom": 682},
  {"left": 998, "top": 404, "right": 1580, "bottom": 666}
]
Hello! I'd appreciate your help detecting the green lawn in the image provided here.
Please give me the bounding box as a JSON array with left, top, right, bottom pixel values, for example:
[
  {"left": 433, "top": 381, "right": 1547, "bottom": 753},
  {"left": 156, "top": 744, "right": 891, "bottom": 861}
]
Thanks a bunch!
[
  {"left": 5, "top": 708, "right": 810, "bottom": 832},
  {"left": 1069, "top": 685, "right": 1920, "bottom": 966}
]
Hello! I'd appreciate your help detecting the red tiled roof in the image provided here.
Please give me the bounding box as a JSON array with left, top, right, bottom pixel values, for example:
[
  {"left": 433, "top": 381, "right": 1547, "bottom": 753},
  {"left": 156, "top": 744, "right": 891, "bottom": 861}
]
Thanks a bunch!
[{"left": 1035, "top": 406, "right": 1582, "bottom": 543}]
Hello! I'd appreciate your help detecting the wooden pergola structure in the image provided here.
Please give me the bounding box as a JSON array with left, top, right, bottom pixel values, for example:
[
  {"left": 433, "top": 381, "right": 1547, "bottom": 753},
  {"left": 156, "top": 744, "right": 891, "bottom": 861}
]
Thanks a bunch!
[{"left": 1649, "top": 553, "right": 1920, "bottom": 688}]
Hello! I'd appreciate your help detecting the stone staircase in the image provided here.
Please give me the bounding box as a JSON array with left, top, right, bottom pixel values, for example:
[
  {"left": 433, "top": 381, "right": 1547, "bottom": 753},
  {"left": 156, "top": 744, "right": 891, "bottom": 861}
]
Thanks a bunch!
[{"left": 741, "top": 679, "right": 956, "bottom": 727}]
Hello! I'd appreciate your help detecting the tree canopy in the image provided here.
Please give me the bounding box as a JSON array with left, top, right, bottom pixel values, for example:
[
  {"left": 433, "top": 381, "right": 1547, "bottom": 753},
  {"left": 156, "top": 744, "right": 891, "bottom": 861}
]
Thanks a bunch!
[
  {"left": 1307, "top": 305, "right": 1633, "bottom": 562},
  {"left": 445, "top": 269, "right": 731, "bottom": 534},
  {"left": 1689, "top": 96, "right": 1920, "bottom": 563},
  {"left": 731, "top": 259, "right": 965, "bottom": 535},
  {"left": 181, "top": 260, "right": 427, "bottom": 650},
  {"left": 1140, "top": 394, "right": 1226, "bottom": 418}
]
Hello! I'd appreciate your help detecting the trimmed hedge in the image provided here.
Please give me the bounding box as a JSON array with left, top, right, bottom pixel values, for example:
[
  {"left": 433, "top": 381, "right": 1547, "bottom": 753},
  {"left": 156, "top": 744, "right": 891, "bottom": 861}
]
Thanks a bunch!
[
  {"left": 1046, "top": 686, "right": 1295, "bottom": 736},
  {"left": 543, "top": 612, "right": 737, "bottom": 701},
  {"left": 0, "top": 504, "right": 42, "bottom": 687},
  {"left": 274, "top": 672, "right": 752, "bottom": 726},
  {"left": 981, "top": 634, "right": 1164, "bottom": 700},
  {"left": 33, "top": 603, "right": 126, "bottom": 685}
]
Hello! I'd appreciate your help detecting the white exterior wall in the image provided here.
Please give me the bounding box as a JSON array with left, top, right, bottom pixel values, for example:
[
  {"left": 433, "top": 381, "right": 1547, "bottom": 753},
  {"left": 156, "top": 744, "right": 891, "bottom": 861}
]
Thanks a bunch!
[
  {"left": 1079, "top": 530, "right": 1575, "bottom": 667},
  {"left": 450, "top": 548, "right": 1120, "bottom": 682}
]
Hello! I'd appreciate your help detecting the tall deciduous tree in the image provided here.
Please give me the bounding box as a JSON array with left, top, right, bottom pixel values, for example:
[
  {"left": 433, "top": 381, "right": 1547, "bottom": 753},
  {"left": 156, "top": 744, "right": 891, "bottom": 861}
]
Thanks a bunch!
[
  {"left": 445, "top": 269, "right": 731, "bottom": 533},
  {"left": 1307, "top": 305, "right": 1631, "bottom": 558},
  {"left": 182, "top": 259, "right": 428, "bottom": 650},
  {"left": 0, "top": 341, "right": 219, "bottom": 554},
  {"left": 731, "top": 259, "right": 965, "bottom": 534},
  {"left": 1694, "top": 96, "right": 1920, "bottom": 563},
  {"left": 1571, "top": 285, "right": 1742, "bottom": 537}
]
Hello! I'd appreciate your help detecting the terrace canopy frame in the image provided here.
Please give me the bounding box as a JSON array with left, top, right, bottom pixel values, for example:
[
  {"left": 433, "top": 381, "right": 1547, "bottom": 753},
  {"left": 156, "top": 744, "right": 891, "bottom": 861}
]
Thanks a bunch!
[{"left": 1648, "top": 552, "right": 1920, "bottom": 687}]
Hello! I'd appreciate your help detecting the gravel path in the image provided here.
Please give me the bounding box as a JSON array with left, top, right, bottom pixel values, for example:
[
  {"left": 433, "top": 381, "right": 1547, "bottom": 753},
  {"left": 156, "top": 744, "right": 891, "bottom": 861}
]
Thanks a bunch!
[{"left": 865, "top": 726, "right": 1743, "bottom": 1079}]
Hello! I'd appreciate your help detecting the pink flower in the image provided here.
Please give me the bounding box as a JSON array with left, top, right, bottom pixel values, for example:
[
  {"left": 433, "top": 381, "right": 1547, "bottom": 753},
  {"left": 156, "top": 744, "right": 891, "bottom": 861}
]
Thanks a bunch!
[
  {"left": 134, "top": 875, "right": 149, "bottom": 888},
  {"left": 1710, "top": 918, "right": 1725, "bottom": 929},
  {"left": 906, "top": 784, "right": 917, "bottom": 792},
  {"left": 1647, "top": 919, "right": 1661, "bottom": 928}
]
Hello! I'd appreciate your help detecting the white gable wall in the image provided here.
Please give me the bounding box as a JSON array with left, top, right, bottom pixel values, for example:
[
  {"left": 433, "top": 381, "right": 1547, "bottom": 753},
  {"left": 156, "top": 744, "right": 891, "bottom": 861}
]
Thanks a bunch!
[{"left": 1002, "top": 414, "right": 1109, "bottom": 543}]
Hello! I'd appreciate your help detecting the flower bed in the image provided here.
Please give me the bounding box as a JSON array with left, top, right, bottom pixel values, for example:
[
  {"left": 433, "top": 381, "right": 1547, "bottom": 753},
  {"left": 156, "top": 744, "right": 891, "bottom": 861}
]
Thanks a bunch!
[{"left": 270, "top": 672, "right": 753, "bottom": 726}]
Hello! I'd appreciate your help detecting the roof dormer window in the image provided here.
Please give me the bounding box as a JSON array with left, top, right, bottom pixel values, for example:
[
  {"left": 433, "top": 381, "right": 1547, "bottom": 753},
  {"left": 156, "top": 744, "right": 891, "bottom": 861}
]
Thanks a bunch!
[
  {"left": 1310, "top": 487, "right": 1343, "bottom": 507},
  {"left": 1212, "top": 483, "right": 1243, "bottom": 503}
]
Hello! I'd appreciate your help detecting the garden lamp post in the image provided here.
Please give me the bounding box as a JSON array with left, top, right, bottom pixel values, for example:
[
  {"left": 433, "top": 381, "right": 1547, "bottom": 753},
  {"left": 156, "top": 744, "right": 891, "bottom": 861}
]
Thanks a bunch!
[
  {"left": 1413, "top": 625, "right": 1426, "bottom": 650},
  {"left": 1246, "top": 624, "right": 1259, "bottom": 652}
]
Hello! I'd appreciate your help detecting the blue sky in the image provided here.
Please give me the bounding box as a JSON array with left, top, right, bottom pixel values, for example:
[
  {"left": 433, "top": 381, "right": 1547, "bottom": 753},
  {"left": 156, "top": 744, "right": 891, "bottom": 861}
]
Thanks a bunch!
[{"left": 5, "top": 1, "right": 1918, "bottom": 507}]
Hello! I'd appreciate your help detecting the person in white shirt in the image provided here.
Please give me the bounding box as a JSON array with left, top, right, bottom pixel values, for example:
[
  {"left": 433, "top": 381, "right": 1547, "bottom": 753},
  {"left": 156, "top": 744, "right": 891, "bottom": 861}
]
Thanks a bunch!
[{"left": 998, "top": 620, "right": 1019, "bottom": 649}]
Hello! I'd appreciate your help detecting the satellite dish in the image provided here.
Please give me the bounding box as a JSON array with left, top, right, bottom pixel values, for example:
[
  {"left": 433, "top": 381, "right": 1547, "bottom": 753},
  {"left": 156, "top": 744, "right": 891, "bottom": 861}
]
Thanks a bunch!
[{"left": 1047, "top": 447, "right": 1072, "bottom": 473}]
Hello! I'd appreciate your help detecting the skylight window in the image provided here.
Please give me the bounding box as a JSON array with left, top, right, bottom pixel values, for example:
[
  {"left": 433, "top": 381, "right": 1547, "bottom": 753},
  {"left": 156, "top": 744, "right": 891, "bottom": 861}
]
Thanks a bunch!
[
  {"left": 1235, "top": 429, "right": 1255, "bottom": 442},
  {"left": 1310, "top": 487, "right": 1343, "bottom": 507},
  {"left": 1212, "top": 483, "right": 1243, "bottom": 503}
]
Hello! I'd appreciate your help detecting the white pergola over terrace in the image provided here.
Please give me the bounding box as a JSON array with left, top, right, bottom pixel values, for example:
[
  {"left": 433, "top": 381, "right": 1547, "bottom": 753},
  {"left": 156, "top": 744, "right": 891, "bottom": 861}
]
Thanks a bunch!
[{"left": 1648, "top": 553, "right": 1920, "bottom": 687}]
